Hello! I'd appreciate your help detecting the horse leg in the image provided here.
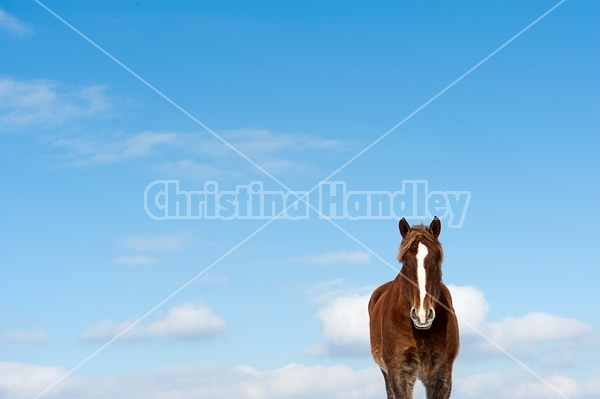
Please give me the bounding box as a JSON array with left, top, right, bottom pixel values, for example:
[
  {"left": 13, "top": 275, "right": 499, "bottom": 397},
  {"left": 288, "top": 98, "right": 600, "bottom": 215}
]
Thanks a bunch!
[
  {"left": 381, "top": 369, "right": 395, "bottom": 399},
  {"left": 386, "top": 355, "right": 418, "bottom": 399},
  {"left": 422, "top": 364, "right": 453, "bottom": 399}
]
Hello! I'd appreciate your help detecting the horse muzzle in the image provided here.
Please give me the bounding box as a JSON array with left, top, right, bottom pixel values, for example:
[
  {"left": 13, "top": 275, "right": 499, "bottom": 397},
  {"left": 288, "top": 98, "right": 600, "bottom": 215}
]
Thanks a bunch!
[{"left": 410, "top": 307, "right": 435, "bottom": 330}]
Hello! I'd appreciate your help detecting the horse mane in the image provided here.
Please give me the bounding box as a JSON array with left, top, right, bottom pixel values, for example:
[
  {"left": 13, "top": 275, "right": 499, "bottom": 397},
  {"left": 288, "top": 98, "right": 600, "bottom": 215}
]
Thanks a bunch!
[{"left": 397, "top": 224, "right": 444, "bottom": 263}]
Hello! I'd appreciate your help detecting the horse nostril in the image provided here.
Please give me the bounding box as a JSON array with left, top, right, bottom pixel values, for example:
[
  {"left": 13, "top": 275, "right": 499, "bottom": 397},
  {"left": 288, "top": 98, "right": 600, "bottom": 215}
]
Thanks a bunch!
[
  {"left": 410, "top": 307, "right": 417, "bottom": 320},
  {"left": 427, "top": 308, "right": 436, "bottom": 321}
]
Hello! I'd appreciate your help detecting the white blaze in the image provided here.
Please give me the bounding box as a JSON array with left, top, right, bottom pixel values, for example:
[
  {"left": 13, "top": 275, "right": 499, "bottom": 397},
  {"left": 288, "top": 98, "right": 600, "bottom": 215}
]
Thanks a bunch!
[{"left": 416, "top": 242, "right": 429, "bottom": 324}]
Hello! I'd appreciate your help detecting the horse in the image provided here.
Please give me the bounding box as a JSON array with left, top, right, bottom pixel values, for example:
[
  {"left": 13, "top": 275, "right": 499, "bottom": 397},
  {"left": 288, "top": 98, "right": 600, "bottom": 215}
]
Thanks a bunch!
[{"left": 368, "top": 217, "right": 459, "bottom": 399}]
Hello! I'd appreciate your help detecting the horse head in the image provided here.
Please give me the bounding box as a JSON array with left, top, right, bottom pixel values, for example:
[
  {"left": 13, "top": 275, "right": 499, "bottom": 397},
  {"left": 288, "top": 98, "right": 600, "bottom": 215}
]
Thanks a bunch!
[{"left": 397, "top": 217, "right": 444, "bottom": 330}]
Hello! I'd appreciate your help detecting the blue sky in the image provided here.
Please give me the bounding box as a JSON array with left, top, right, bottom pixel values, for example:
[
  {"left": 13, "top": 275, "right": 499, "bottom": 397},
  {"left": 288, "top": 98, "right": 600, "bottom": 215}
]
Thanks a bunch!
[{"left": 1, "top": 1, "right": 599, "bottom": 398}]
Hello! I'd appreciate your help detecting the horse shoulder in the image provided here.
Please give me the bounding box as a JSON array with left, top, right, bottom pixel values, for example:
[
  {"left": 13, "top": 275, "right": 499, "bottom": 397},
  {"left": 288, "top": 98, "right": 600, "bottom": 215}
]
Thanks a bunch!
[
  {"left": 440, "top": 282, "right": 460, "bottom": 357},
  {"left": 368, "top": 280, "right": 393, "bottom": 314},
  {"left": 369, "top": 281, "right": 393, "bottom": 370},
  {"left": 439, "top": 283, "right": 456, "bottom": 312}
]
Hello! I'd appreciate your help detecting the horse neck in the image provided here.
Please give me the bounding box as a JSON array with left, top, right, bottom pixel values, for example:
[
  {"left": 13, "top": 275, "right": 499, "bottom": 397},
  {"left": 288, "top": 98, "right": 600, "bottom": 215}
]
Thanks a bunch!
[{"left": 392, "top": 271, "right": 416, "bottom": 310}]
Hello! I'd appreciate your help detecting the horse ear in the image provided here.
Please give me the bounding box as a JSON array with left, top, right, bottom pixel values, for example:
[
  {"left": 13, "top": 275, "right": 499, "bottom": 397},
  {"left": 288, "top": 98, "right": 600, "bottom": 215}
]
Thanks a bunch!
[
  {"left": 399, "top": 218, "right": 410, "bottom": 238},
  {"left": 429, "top": 216, "right": 441, "bottom": 238}
]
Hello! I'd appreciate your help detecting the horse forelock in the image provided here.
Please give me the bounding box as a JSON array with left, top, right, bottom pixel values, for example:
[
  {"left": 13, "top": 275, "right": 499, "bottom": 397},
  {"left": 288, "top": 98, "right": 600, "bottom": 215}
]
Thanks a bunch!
[{"left": 397, "top": 224, "right": 443, "bottom": 264}]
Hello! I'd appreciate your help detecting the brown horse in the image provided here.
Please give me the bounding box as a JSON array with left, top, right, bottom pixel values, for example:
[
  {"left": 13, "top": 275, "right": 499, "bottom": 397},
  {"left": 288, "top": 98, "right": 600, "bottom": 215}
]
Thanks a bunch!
[{"left": 369, "top": 217, "right": 459, "bottom": 399}]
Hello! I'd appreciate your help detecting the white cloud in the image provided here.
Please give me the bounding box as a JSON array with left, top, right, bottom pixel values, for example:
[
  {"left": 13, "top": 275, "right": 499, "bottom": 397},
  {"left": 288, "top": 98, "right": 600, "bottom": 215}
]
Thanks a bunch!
[
  {"left": 302, "top": 278, "right": 349, "bottom": 304},
  {"left": 56, "top": 128, "right": 345, "bottom": 170},
  {"left": 197, "top": 128, "right": 345, "bottom": 158},
  {"left": 253, "top": 157, "right": 310, "bottom": 175},
  {"left": 448, "top": 284, "right": 490, "bottom": 333},
  {"left": 489, "top": 312, "right": 592, "bottom": 344},
  {"left": 310, "top": 293, "right": 371, "bottom": 356},
  {"left": 453, "top": 370, "right": 600, "bottom": 399},
  {"left": 112, "top": 255, "right": 159, "bottom": 266},
  {"left": 82, "top": 303, "right": 226, "bottom": 341},
  {"left": 0, "top": 362, "right": 68, "bottom": 398},
  {"left": 447, "top": 285, "right": 597, "bottom": 358},
  {"left": 194, "top": 272, "right": 230, "bottom": 286},
  {"left": 55, "top": 131, "right": 178, "bottom": 165},
  {"left": 145, "top": 304, "right": 225, "bottom": 339},
  {"left": 0, "top": 76, "right": 349, "bottom": 173},
  {"left": 112, "top": 232, "right": 191, "bottom": 266},
  {"left": 3, "top": 360, "right": 600, "bottom": 399},
  {"left": 0, "top": 9, "right": 32, "bottom": 38},
  {"left": 215, "top": 129, "right": 346, "bottom": 174},
  {"left": 308, "top": 284, "right": 599, "bottom": 364},
  {"left": 2, "top": 329, "right": 48, "bottom": 344},
  {"left": 287, "top": 250, "right": 371, "bottom": 266},
  {"left": 0, "top": 78, "right": 107, "bottom": 129},
  {"left": 0, "top": 362, "right": 382, "bottom": 399},
  {"left": 120, "top": 231, "right": 191, "bottom": 252},
  {"left": 177, "top": 128, "right": 349, "bottom": 175},
  {"left": 154, "top": 159, "right": 241, "bottom": 180}
]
